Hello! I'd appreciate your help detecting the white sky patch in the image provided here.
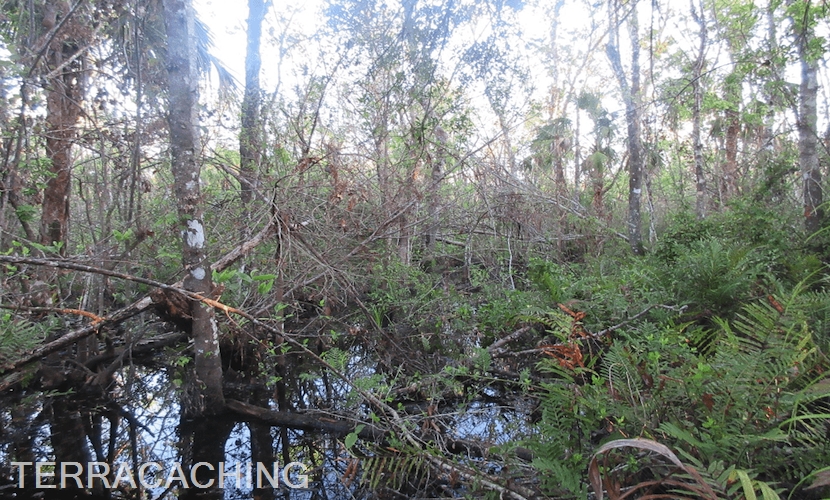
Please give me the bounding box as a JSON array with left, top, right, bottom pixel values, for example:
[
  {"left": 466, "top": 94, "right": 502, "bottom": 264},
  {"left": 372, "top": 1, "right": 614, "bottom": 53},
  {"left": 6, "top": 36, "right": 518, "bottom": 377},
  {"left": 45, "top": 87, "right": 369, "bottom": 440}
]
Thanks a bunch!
[{"left": 194, "top": 0, "right": 326, "bottom": 91}]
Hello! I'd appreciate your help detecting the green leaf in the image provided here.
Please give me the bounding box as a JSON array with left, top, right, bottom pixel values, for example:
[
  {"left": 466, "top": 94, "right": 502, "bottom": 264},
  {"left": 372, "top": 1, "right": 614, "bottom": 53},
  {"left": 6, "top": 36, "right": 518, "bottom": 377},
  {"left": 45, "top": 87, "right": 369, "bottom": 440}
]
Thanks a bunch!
[
  {"left": 731, "top": 469, "right": 757, "bottom": 500},
  {"left": 257, "top": 280, "right": 273, "bottom": 295},
  {"left": 344, "top": 424, "right": 364, "bottom": 453},
  {"left": 14, "top": 205, "right": 37, "bottom": 223},
  {"left": 757, "top": 480, "right": 780, "bottom": 500},
  {"left": 252, "top": 273, "right": 276, "bottom": 281},
  {"left": 213, "top": 269, "right": 237, "bottom": 283}
]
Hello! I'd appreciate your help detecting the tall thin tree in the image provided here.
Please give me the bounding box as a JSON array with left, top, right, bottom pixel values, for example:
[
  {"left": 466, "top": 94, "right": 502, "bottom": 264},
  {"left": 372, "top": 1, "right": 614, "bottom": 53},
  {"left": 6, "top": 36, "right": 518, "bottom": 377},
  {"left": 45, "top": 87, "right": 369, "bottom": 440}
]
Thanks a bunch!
[
  {"left": 606, "top": 0, "right": 644, "bottom": 254},
  {"left": 39, "top": 1, "right": 86, "bottom": 254},
  {"left": 795, "top": 1, "right": 822, "bottom": 236},
  {"left": 691, "top": 0, "right": 707, "bottom": 218},
  {"left": 240, "top": 0, "right": 265, "bottom": 212},
  {"left": 162, "top": 0, "right": 224, "bottom": 413}
]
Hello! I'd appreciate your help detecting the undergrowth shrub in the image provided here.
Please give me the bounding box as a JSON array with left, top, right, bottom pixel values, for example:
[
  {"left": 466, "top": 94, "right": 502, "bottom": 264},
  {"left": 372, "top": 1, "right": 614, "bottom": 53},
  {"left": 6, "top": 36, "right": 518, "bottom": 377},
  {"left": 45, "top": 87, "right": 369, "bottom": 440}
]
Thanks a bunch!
[
  {"left": 476, "top": 286, "right": 549, "bottom": 345},
  {"left": 653, "top": 211, "right": 719, "bottom": 264},
  {"left": 528, "top": 287, "right": 830, "bottom": 498},
  {"left": 667, "top": 238, "right": 760, "bottom": 317}
]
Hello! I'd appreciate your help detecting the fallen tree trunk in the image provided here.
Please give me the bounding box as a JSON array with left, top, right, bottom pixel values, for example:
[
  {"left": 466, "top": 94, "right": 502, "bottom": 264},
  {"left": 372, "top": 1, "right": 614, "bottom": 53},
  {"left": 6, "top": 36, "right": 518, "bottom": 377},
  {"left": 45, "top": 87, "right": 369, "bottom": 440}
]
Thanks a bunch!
[
  {"left": 226, "top": 399, "right": 536, "bottom": 463},
  {"left": 0, "top": 220, "right": 274, "bottom": 376},
  {"left": 226, "top": 399, "right": 387, "bottom": 441}
]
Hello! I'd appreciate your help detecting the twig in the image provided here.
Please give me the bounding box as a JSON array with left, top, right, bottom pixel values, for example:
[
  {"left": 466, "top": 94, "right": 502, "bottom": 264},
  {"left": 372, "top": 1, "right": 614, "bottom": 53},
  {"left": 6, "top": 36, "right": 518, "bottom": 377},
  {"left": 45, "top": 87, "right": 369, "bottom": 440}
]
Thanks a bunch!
[
  {"left": 594, "top": 304, "right": 687, "bottom": 338},
  {"left": 0, "top": 304, "right": 103, "bottom": 323},
  {"left": 493, "top": 303, "right": 687, "bottom": 359},
  {"left": 487, "top": 325, "right": 532, "bottom": 355}
]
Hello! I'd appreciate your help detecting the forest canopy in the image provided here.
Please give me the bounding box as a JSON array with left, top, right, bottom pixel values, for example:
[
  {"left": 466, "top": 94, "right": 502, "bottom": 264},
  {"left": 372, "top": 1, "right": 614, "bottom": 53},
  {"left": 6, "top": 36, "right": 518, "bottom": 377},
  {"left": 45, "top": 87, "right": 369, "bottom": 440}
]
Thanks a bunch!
[{"left": 0, "top": 0, "right": 829, "bottom": 499}]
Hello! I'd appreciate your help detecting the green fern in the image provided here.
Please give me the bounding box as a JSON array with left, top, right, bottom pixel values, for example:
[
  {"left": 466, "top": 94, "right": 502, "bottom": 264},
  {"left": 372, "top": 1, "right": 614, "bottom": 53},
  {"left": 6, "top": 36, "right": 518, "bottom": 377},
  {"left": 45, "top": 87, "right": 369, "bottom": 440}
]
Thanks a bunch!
[
  {"left": 602, "top": 344, "right": 646, "bottom": 412},
  {"left": 0, "top": 313, "right": 53, "bottom": 364},
  {"left": 359, "top": 448, "right": 431, "bottom": 493},
  {"left": 514, "top": 307, "right": 573, "bottom": 341},
  {"left": 529, "top": 367, "right": 591, "bottom": 497},
  {"left": 671, "top": 292, "right": 829, "bottom": 488}
]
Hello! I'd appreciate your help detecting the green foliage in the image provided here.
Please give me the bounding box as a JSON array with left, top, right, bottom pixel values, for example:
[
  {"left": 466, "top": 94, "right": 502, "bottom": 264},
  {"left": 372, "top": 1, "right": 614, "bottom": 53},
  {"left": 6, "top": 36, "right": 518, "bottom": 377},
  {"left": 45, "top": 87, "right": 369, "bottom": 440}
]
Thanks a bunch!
[
  {"left": 670, "top": 238, "right": 758, "bottom": 314},
  {"left": 13, "top": 204, "right": 36, "bottom": 224},
  {"left": 10, "top": 239, "right": 64, "bottom": 257},
  {"left": 366, "top": 260, "right": 522, "bottom": 353},
  {"left": 344, "top": 424, "right": 364, "bottom": 453},
  {"left": 653, "top": 211, "right": 718, "bottom": 263},
  {"left": 528, "top": 259, "right": 571, "bottom": 303},
  {"left": 529, "top": 286, "right": 830, "bottom": 497},
  {"left": 357, "top": 446, "right": 431, "bottom": 494},
  {"left": 475, "top": 287, "right": 548, "bottom": 343},
  {"left": 0, "top": 314, "right": 53, "bottom": 364},
  {"left": 368, "top": 261, "right": 441, "bottom": 328},
  {"left": 651, "top": 201, "right": 819, "bottom": 318},
  {"left": 212, "top": 268, "right": 277, "bottom": 305},
  {"left": 528, "top": 371, "right": 592, "bottom": 497},
  {"left": 523, "top": 203, "right": 830, "bottom": 496}
]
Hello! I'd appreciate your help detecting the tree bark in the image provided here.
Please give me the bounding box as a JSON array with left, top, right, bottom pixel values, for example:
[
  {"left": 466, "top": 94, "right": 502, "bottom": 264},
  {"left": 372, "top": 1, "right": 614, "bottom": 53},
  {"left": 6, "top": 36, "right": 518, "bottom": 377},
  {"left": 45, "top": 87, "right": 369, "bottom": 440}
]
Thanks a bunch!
[
  {"left": 722, "top": 103, "right": 740, "bottom": 201},
  {"left": 797, "top": 5, "right": 821, "bottom": 236},
  {"left": 691, "top": 0, "right": 707, "bottom": 219},
  {"left": 426, "top": 126, "right": 447, "bottom": 254},
  {"left": 40, "top": 5, "right": 84, "bottom": 253},
  {"left": 240, "top": 0, "right": 265, "bottom": 209},
  {"left": 606, "top": 0, "right": 644, "bottom": 255},
  {"left": 163, "top": 0, "right": 224, "bottom": 415}
]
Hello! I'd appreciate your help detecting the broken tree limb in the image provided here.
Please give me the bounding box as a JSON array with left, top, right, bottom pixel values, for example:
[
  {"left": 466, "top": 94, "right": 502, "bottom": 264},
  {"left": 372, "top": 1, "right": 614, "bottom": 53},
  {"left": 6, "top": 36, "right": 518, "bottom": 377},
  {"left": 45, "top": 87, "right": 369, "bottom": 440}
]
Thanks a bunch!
[
  {"left": 0, "top": 220, "right": 275, "bottom": 375},
  {"left": 0, "top": 295, "right": 153, "bottom": 374},
  {"left": 487, "top": 325, "right": 533, "bottom": 356},
  {"left": 492, "top": 303, "right": 688, "bottom": 359}
]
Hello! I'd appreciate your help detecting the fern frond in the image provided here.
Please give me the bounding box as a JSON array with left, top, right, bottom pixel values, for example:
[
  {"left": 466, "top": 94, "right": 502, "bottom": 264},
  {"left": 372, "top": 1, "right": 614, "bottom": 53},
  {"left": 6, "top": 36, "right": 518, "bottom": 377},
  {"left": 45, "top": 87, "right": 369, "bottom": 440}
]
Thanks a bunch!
[
  {"left": 603, "top": 344, "right": 645, "bottom": 409},
  {"left": 360, "top": 450, "right": 431, "bottom": 492},
  {"left": 0, "top": 315, "right": 53, "bottom": 363}
]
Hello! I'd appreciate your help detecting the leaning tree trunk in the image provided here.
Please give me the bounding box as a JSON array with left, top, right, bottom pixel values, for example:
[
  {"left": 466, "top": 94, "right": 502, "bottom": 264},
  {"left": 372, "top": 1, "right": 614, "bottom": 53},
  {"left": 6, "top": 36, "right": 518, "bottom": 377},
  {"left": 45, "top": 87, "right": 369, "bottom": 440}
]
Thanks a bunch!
[
  {"left": 606, "top": 0, "right": 644, "bottom": 255},
  {"left": 163, "top": 0, "right": 225, "bottom": 415},
  {"left": 797, "top": 11, "right": 821, "bottom": 236}
]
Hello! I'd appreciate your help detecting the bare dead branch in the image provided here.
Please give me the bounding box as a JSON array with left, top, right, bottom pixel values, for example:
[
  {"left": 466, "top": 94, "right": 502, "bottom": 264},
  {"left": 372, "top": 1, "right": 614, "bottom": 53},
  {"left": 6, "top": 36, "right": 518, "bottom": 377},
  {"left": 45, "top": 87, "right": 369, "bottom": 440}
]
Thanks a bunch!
[{"left": 0, "top": 220, "right": 275, "bottom": 374}]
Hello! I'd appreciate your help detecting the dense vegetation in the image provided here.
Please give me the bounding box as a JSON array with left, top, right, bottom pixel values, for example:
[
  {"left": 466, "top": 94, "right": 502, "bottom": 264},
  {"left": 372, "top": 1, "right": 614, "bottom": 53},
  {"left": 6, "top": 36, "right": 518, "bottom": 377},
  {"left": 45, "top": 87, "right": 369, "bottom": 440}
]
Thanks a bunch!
[{"left": 0, "top": 0, "right": 829, "bottom": 499}]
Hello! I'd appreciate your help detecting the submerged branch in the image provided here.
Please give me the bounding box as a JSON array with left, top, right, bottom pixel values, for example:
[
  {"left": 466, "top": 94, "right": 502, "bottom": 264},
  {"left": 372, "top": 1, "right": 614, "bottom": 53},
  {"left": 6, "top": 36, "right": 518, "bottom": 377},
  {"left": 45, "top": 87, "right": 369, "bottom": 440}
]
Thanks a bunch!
[{"left": 226, "top": 399, "right": 387, "bottom": 440}]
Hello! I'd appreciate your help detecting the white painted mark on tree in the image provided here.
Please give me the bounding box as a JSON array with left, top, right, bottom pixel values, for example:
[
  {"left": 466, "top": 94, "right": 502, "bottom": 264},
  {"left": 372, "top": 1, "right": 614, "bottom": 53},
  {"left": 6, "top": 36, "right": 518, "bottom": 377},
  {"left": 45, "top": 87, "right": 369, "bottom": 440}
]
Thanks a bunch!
[
  {"left": 191, "top": 267, "right": 205, "bottom": 280},
  {"left": 633, "top": 188, "right": 642, "bottom": 194},
  {"left": 186, "top": 220, "right": 205, "bottom": 248},
  {"left": 210, "top": 318, "right": 219, "bottom": 342}
]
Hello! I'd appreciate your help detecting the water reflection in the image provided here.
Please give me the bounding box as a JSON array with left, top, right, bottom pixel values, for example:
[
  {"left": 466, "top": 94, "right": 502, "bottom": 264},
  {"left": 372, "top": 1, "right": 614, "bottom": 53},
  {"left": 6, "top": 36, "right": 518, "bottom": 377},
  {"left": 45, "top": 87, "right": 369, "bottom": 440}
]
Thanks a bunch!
[{"left": 0, "top": 329, "right": 536, "bottom": 499}]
